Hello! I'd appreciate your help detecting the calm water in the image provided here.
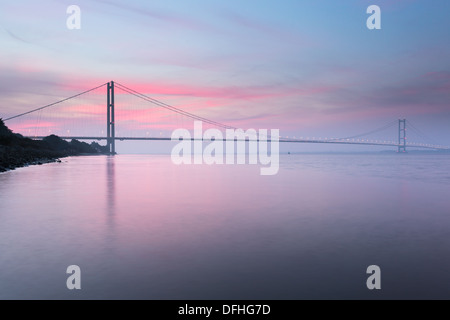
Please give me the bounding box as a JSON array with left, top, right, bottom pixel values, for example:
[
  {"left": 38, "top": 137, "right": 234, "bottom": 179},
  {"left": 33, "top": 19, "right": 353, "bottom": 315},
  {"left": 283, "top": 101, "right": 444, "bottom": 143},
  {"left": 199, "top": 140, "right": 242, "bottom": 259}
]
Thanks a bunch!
[{"left": 1, "top": 153, "right": 450, "bottom": 299}]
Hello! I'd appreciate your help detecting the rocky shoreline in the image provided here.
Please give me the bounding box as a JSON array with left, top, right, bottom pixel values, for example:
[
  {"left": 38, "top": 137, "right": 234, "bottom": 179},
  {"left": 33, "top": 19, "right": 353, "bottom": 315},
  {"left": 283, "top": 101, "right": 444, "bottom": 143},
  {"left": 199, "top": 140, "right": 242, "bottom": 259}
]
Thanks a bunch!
[
  {"left": 0, "top": 145, "right": 65, "bottom": 172},
  {"left": 0, "top": 119, "right": 109, "bottom": 173}
]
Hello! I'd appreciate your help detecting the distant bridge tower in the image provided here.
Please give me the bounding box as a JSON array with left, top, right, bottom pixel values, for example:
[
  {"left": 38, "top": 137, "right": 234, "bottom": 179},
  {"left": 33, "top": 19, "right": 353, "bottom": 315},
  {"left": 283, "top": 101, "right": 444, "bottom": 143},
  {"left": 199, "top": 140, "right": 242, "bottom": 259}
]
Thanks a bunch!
[
  {"left": 398, "top": 119, "right": 406, "bottom": 153},
  {"left": 107, "top": 81, "right": 115, "bottom": 154}
]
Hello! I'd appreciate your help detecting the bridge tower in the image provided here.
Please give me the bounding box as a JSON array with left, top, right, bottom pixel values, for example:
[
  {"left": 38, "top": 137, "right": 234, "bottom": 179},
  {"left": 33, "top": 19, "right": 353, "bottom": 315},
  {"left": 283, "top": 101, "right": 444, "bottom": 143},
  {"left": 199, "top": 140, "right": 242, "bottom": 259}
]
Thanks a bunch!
[
  {"left": 107, "top": 81, "right": 115, "bottom": 154},
  {"left": 398, "top": 119, "right": 406, "bottom": 153}
]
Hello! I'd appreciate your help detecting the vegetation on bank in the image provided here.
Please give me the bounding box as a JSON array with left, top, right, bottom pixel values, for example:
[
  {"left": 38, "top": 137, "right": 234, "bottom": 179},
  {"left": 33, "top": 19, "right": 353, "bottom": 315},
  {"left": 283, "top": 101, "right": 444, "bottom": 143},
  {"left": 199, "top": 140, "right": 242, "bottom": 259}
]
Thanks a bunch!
[{"left": 0, "top": 119, "right": 109, "bottom": 172}]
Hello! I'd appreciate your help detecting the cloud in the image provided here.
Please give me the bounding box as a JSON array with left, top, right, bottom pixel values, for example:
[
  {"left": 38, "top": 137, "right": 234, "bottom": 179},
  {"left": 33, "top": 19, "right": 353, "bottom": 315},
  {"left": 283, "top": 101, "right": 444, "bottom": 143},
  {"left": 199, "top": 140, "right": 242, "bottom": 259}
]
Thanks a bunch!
[
  {"left": 218, "top": 9, "right": 313, "bottom": 46},
  {"left": 1, "top": 26, "right": 31, "bottom": 44},
  {"left": 371, "top": 71, "right": 450, "bottom": 111},
  {"left": 298, "top": 69, "right": 450, "bottom": 127},
  {"left": 93, "top": 0, "right": 214, "bottom": 31},
  {"left": 115, "top": 79, "right": 334, "bottom": 101}
]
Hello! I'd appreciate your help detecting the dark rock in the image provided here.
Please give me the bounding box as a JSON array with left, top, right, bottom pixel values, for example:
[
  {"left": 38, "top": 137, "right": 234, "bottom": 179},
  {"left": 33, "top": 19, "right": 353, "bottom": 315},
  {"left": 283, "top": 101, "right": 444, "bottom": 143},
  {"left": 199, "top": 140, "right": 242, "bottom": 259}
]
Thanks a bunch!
[{"left": 0, "top": 119, "right": 109, "bottom": 172}]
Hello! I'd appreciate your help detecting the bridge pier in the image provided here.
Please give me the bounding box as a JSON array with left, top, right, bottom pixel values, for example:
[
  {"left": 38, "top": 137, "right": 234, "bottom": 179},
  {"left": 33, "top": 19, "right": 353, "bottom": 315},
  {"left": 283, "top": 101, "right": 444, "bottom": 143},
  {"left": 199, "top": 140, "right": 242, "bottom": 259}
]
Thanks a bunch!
[
  {"left": 398, "top": 119, "right": 406, "bottom": 153},
  {"left": 107, "top": 81, "right": 116, "bottom": 155}
]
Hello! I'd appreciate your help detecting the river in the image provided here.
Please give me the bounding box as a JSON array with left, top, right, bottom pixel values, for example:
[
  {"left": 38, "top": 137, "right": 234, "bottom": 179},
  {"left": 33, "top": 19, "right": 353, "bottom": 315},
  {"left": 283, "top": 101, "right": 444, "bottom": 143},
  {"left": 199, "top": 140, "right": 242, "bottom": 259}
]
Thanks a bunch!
[{"left": 1, "top": 153, "right": 450, "bottom": 299}]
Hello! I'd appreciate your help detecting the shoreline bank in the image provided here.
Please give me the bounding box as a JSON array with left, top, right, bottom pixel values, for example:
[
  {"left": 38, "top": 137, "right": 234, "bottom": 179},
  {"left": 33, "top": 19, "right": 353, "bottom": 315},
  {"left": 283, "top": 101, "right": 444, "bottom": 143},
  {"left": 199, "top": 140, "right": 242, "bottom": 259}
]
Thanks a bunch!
[{"left": 0, "top": 119, "right": 110, "bottom": 173}]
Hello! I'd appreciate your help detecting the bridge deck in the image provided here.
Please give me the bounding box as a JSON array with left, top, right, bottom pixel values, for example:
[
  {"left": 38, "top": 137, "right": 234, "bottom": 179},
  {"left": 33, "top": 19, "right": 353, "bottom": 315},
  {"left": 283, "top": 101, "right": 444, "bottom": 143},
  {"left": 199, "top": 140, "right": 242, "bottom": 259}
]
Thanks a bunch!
[{"left": 25, "top": 136, "right": 449, "bottom": 150}]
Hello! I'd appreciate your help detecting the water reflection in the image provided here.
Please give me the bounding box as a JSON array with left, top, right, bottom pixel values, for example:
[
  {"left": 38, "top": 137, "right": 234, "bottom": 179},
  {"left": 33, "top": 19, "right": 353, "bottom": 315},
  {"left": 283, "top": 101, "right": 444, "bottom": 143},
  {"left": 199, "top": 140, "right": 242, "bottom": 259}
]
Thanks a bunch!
[
  {"left": 0, "top": 154, "right": 450, "bottom": 299},
  {"left": 104, "top": 155, "right": 116, "bottom": 251},
  {"left": 106, "top": 156, "right": 116, "bottom": 218}
]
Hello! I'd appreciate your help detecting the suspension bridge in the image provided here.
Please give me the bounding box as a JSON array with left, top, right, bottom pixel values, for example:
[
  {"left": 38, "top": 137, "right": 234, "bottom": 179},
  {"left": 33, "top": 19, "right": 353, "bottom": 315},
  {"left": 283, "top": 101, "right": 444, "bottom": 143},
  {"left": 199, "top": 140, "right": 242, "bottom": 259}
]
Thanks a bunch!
[{"left": 3, "top": 81, "right": 449, "bottom": 154}]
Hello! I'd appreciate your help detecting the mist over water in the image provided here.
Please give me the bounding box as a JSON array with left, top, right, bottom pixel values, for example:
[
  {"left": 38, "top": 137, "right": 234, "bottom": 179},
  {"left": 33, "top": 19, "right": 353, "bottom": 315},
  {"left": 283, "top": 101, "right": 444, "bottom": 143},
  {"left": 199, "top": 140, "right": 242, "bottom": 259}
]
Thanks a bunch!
[{"left": 0, "top": 154, "right": 449, "bottom": 299}]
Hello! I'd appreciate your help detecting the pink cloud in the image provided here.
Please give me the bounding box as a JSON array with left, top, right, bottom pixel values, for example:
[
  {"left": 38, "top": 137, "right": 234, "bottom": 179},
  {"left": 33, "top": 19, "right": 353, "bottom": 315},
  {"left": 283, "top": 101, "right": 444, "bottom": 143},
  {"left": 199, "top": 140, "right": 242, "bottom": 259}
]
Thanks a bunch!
[
  {"left": 64, "top": 105, "right": 105, "bottom": 116},
  {"left": 10, "top": 121, "right": 58, "bottom": 129},
  {"left": 8, "top": 121, "right": 61, "bottom": 136},
  {"left": 115, "top": 80, "right": 335, "bottom": 102}
]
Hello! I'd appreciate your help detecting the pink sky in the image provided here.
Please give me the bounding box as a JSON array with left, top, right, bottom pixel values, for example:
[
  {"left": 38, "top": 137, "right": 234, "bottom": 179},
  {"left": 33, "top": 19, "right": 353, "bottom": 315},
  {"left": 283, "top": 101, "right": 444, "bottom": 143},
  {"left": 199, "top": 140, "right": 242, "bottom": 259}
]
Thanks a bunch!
[{"left": 1, "top": 0, "right": 449, "bottom": 146}]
